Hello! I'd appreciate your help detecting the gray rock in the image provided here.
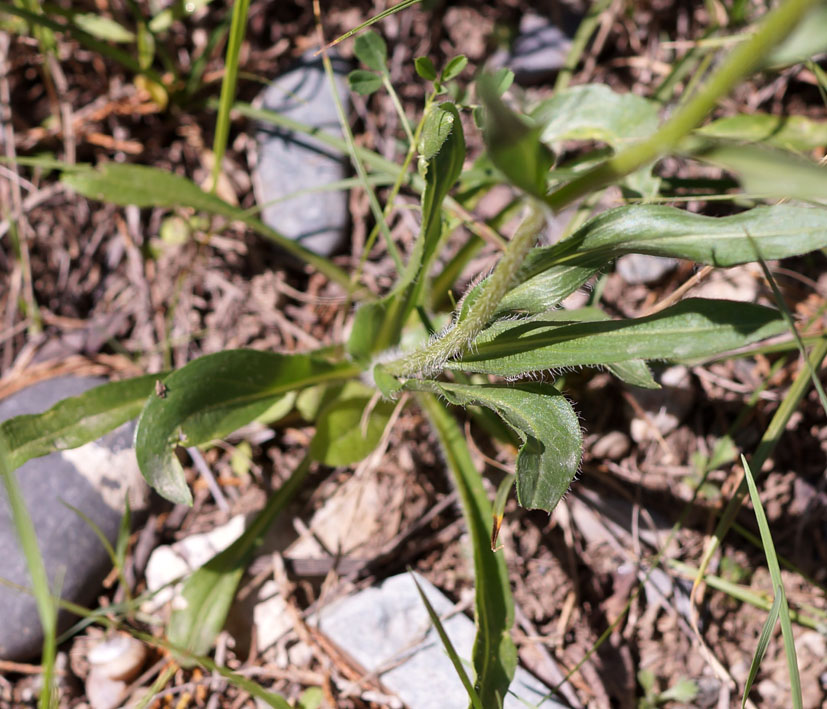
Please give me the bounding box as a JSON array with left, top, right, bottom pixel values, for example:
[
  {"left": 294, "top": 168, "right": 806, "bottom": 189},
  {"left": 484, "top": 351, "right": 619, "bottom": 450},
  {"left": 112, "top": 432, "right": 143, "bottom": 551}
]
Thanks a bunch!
[
  {"left": 615, "top": 254, "right": 679, "bottom": 285},
  {"left": 501, "top": 12, "right": 574, "bottom": 85},
  {"left": 0, "top": 377, "right": 148, "bottom": 660},
  {"left": 316, "top": 572, "right": 568, "bottom": 708},
  {"left": 252, "top": 50, "right": 351, "bottom": 257}
]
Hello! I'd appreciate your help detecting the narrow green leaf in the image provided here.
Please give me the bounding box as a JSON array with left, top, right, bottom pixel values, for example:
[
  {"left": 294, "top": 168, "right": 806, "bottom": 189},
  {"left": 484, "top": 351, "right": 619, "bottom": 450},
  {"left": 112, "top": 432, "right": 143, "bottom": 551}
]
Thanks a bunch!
[
  {"left": 501, "top": 203, "right": 827, "bottom": 314},
  {"left": 0, "top": 374, "right": 160, "bottom": 472},
  {"left": 210, "top": 0, "right": 251, "bottom": 191},
  {"left": 489, "top": 67, "right": 514, "bottom": 96},
  {"left": 353, "top": 29, "right": 388, "bottom": 72},
  {"left": 168, "top": 456, "right": 311, "bottom": 660},
  {"left": 419, "top": 394, "right": 516, "bottom": 706},
  {"left": 477, "top": 74, "right": 553, "bottom": 198},
  {"left": 309, "top": 394, "right": 396, "bottom": 466},
  {"left": 414, "top": 56, "right": 437, "bottom": 81},
  {"left": 741, "top": 455, "right": 803, "bottom": 709},
  {"left": 413, "top": 381, "right": 582, "bottom": 513},
  {"left": 410, "top": 571, "right": 483, "bottom": 709},
  {"left": 0, "top": 432, "right": 58, "bottom": 707},
  {"left": 743, "top": 593, "right": 782, "bottom": 708},
  {"left": 764, "top": 3, "right": 827, "bottom": 67},
  {"left": 61, "top": 163, "right": 351, "bottom": 288},
  {"left": 689, "top": 140, "right": 827, "bottom": 203},
  {"left": 134, "top": 351, "right": 358, "bottom": 504},
  {"left": 347, "top": 69, "right": 382, "bottom": 95},
  {"left": 451, "top": 299, "right": 786, "bottom": 377},
  {"left": 695, "top": 114, "right": 827, "bottom": 152},
  {"left": 440, "top": 55, "right": 468, "bottom": 82},
  {"left": 71, "top": 13, "right": 134, "bottom": 42}
]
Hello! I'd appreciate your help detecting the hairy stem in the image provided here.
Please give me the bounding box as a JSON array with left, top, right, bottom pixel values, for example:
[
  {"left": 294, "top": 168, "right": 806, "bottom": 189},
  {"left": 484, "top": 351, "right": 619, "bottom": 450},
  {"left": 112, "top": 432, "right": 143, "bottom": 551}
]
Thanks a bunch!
[{"left": 381, "top": 202, "right": 547, "bottom": 378}]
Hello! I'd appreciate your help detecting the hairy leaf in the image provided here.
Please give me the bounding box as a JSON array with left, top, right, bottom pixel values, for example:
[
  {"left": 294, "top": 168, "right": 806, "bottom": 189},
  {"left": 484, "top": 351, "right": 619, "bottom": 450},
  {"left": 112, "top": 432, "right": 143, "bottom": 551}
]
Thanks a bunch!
[
  {"left": 532, "top": 84, "right": 661, "bottom": 197},
  {"left": 412, "top": 381, "right": 582, "bottom": 513},
  {"left": 501, "top": 203, "right": 827, "bottom": 314},
  {"left": 450, "top": 299, "right": 786, "bottom": 376},
  {"left": 1, "top": 374, "right": 160, "bottom": 471},
  {"left": 135, "top": 350, "right": 358, "bottom": 504}
]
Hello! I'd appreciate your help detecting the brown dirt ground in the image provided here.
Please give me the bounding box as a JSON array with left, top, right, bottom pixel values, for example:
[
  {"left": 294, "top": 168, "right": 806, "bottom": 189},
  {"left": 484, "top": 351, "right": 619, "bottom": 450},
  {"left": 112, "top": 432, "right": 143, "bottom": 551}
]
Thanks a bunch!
[{"left": 1, "top": 0, "right": 826, "bottom": 707}]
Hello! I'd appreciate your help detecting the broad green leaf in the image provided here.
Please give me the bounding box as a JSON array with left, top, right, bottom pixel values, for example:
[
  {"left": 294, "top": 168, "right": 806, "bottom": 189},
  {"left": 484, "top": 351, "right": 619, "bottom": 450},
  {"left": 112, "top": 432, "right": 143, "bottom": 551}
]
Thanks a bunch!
[
  {"left": 169, "top": 456, "right": 311, "bottom": 661},
  {"left": 688, "top": 140, "right": 827, "bottom": 203},
  {"left": 71, "top": 13, "right": 134, "bottom": 42},
  {"left": 501, "top": 203, "right": 827, "bottom": 314},
  {"left": 309, "top": 388, "right": 396, "bottom": 466},
  {"left": 441, "top": 55, "right": 468, "bottom": 82},
  {"left": 414, "top": 56, "right": 437, "bottom": 81},
  {"left": 353, "top": 29, "right": 387, "bottom": 72},
  {"left": 695, "top": 114, "right": 827, "bottom": 152},
  {"left": 61, "top": 163, "right": 351, "bottom": 288},
  {"left": 450, "top": 299, "right": 785, "bottom": 376},
  {"left": 531, "top": 83, "right": 661, "bottom": 197},
  {"left": 419, "top": 395, "right": 516, "bottom": 706},
  {"left": 412, "top": 381, "right": 582, "bottom": 513},
  {"left": 135, "top": 350, "right": 358, "bottom": 504},
  {"left": 347, "top": 69, "right": 382, "bottom": 95},
  {"left": 477, "top": 74, "right": 553, "bottom": 199},
  {"left": 0, "top": 374, "right": 160, "bottom": 471},
  {"left": 347, "top": 102, "right": 465, "bottom": 360},
  {"left": 532, "top": 84, "right": 659, "bottom": 147}
]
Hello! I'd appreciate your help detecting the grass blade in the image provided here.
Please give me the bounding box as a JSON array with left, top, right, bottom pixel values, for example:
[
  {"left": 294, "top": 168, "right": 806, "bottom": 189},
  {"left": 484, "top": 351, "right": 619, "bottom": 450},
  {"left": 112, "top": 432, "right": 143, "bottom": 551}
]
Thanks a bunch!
[
  {"left": 410, "top": 570, "right": 483, "bottom": 709},
  {"left": 741, "top": 455, "right": 802, "bottom": 707},
  {"left": 419, "top": 393, "right": 516, "bottom": 707},
  {"left": 0, "top": 432, "right": 57, "bottom": 708},
  {"left": 742, "top": 593, "right": 782, "bottom": 707},
  {"left": 209, "top": 0, "right": 250, "bottom": 192}
]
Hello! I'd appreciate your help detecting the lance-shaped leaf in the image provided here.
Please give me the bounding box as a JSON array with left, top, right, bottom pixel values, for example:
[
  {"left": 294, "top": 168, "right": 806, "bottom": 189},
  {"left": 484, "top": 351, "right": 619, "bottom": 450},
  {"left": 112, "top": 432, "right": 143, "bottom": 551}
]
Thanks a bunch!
[
  {"left": 499, "top": 203, "right": 827, "bottom": 314},
  {"left": 409, "top": 381, "right": 582, "bottom": 513},
  {"left": 348, "top": 102, "right": 465, "bottom": 361},
  {"left": 449, "top": 299, "right": 786, "bottom": 377},
  {"left": 687, "top": 140, "right": 827, "bottom": 204},
  {"left": 525, "top": 307, "right": 659, "bottom": 389},
  {"left": 61, "top": 163, "right": 350, "bottom": 288},
  {"left": 135, "top": 350, "right": 359, "bottom": 505},
  {"left": 695, "top": 114, "right": 827, "bottom": 153},
  {"left": 0, "top": 374, "right": 160, "bottom": 472}
]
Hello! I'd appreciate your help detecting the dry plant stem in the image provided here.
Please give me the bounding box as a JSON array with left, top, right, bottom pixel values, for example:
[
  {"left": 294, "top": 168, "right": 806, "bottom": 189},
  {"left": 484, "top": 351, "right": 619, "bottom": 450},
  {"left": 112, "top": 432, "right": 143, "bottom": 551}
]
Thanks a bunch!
[{"left": 382, "top": 201, "right": 547, "bottom": 378}]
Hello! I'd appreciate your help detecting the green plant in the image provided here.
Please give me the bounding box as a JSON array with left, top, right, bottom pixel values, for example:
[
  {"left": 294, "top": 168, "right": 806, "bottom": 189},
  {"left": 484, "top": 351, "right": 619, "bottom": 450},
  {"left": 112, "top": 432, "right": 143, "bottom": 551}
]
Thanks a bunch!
[{"left": 2, "top": 0, "right": 827, "bottom": 706}]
